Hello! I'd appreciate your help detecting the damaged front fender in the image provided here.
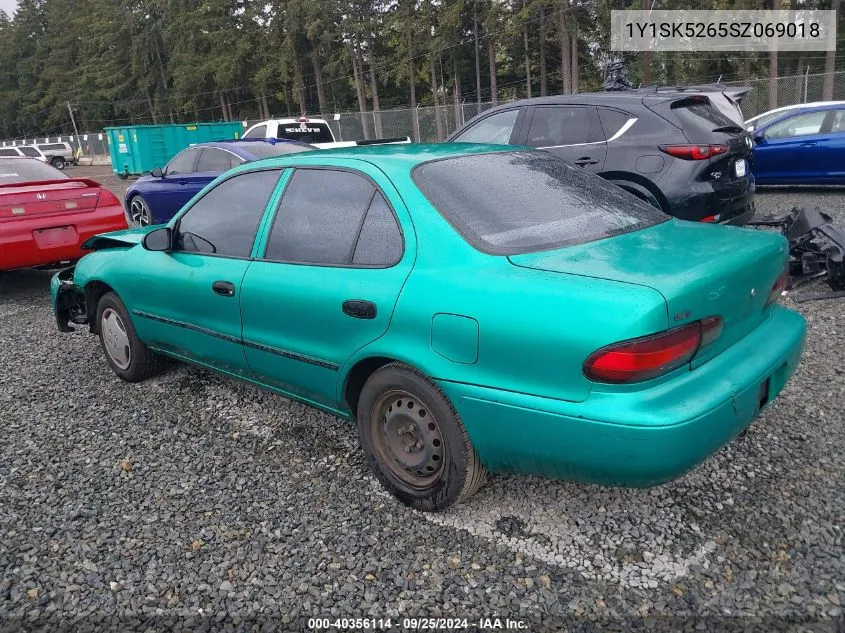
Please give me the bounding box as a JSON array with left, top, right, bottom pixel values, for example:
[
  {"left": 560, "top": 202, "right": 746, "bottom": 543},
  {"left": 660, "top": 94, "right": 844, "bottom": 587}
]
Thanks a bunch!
[{"left": 52, "top": 267, "right": 88, "bottom": 332}]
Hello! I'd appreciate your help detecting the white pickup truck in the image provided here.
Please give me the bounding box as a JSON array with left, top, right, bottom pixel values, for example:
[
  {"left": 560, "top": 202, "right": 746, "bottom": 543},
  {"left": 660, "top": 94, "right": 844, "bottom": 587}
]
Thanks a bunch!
[{"left": 242, "top": 117, "right": 410, "bottom": 149}]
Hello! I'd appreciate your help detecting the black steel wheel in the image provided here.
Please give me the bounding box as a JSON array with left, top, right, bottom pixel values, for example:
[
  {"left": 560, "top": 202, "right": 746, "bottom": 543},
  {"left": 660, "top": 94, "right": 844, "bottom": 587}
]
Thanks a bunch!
[{"left": 357, "top": 363, "right": 485, "bottom": 511}]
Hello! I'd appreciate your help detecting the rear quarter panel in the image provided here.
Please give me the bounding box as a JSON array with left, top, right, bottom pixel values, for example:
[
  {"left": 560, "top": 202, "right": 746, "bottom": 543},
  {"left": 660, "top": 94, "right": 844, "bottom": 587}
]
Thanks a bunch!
[{"left": 341, "top": 170, "right": 669, "bottom": 404}]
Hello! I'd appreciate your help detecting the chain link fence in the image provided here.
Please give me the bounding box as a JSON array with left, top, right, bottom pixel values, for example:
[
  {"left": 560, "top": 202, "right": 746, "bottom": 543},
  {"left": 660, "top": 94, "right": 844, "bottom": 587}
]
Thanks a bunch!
[
  {"left": 4, "top": 70, "right": 845, "bottom": 159},
  {"left": 723, "top": 70, "right": 845, "bottom": 119}
]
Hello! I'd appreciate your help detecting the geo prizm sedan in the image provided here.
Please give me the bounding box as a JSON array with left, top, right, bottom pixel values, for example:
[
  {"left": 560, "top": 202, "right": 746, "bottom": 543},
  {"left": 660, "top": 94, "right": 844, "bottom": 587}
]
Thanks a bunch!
[{"left": 52, "top": 144, "right": 806, "bottom": 511}]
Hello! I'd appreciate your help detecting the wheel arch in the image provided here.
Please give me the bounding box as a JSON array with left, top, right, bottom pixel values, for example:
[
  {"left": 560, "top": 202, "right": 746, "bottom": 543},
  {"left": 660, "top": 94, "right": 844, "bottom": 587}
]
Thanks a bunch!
[
  {"left": 601, "top": 172, "right": 669, "bottom": 211},
  {"left": 84, "top": 280, "right": 117, "bottom": 334},
  {"left": 340, "top": 354, "right": 439, "bottom": 419}
]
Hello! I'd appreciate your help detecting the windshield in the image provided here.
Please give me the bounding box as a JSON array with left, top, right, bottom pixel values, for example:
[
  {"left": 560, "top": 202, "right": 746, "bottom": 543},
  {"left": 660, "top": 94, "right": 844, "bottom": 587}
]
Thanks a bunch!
[
  {"left": 0, "top": 158, "right": 68, "bottom": 183},
  {"left": 412, "top": 151, "right": 667, "bottom": 255},
  {"left": 276, "top": 122, "right": 334, "bottom": 144}
]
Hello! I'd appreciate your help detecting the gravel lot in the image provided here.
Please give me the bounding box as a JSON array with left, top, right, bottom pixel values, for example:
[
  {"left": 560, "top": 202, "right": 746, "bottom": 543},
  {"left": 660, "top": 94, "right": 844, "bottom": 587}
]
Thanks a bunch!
[{"left": 1, "top": 169, "right": 843, "bottom": 632}]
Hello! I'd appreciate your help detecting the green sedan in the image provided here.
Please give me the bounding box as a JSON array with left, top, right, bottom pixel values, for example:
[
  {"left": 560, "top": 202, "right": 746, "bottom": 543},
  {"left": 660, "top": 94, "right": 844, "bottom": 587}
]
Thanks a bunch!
[{"left": 52, "top": 144, "right": 806, "bottom": 511}]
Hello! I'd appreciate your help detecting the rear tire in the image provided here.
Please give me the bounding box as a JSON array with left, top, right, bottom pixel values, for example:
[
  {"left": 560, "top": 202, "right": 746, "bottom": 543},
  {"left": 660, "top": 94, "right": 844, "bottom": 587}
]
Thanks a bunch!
[
  {"left": 356, "top": 363, "right": 485, "bottom": 511},
  {"left": 96, "top": 292, "right": 158, "bottom": 382},
  {"left": 129, "top": 195, "right": 153, "bottom": 227},
  {"left": 51, "top": 156, "right": 66, "bottom": 170}
]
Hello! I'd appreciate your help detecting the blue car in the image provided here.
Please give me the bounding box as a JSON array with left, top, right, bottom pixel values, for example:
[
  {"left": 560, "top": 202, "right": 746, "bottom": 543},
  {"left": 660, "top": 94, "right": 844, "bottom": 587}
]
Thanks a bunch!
[
  {"left": 125, "top": 139, "right": 314, "bottom": 225},
  {"left": 751, "top": 103, "right": 845, "bottom": 185}
]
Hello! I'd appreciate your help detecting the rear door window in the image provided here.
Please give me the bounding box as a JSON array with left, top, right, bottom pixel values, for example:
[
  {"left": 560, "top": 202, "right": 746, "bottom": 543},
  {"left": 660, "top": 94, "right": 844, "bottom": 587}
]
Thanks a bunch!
[
  {"left": 19, "top": 147, "right": 40, "bottom": 157},
  {"left": 525, "top": 106, "right": 603, "bottom": 147},
  {"left": 831, "top": 110, "right": 845, "bottom": 133},
  {"left": 195, "top": 148, "right": 235, "bottom": 172},
  {"left": 0, "top": 149, "right": 19, "bottom": 156},
  {"left": 413, "top": 150, "right": 666, "bottom": 255},
  {"left": 598, "top": 108, "right": 635, "bottom": 140},
  {"left": 264, "top": 169, "right": 378, "bottom": 264},
  {"left": 453, "top": 109, "right": 520, "bottom": 144}
]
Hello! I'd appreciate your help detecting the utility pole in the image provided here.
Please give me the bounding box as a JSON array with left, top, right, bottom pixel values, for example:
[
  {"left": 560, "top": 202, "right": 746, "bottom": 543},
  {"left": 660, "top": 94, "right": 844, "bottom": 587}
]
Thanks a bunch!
[{"left": 67, "top": 101, "right": 80, "bottom": 150}]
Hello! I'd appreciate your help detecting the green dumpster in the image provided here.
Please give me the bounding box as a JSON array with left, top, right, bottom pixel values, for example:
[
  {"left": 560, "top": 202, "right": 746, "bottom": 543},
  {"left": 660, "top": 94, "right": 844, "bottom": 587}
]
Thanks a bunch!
[{"left": 105, "top": 122, "right": 244, "bottom": 178}]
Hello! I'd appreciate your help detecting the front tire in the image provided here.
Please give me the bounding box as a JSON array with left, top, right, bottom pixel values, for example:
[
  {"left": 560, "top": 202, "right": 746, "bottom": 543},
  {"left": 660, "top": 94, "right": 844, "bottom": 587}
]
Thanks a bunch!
[
  {"left": 357, "top": 363, "right": 485, "bottom": 511},
  {"left": 129, "top": 195, "right": 153, "bottom": 227},
  {"left": 51, "top": 156, "right": 66, "bottom": 170},
  {"left": 96, "top": 292, "right": 158, "bottom": 382}
]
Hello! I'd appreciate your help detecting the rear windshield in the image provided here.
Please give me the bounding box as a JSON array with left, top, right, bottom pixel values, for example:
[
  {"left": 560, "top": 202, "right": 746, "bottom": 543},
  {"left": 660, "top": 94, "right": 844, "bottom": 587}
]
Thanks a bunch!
[
  {"left": 0, "top": 158, "right": 68, "bottom": 183},
  {"left": 671, "top": 98, "right": 743, "bottom": 138},
  {"left": 276, "top": 122, "right": 334, "bottom": 144},
  {"left": 412, "top": 151, "right": 667, "bottom": 255},
  {"left": 237, "top": 141, "right": 314, "bottom": 158}
]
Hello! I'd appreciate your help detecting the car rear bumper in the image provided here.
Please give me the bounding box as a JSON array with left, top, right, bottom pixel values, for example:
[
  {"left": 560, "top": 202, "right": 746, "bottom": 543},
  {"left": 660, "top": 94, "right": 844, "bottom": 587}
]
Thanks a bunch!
[
  {"left": 0, "top": 205, "right": 127, "bottom": 270},
  {"left": 437, "top": 305, "right": 806, "bottom": 486}
]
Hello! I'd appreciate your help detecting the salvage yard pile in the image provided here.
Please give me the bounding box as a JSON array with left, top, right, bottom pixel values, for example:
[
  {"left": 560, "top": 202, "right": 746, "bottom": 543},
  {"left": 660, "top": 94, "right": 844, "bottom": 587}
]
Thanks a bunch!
[{"left": 1, "top": 181, "right": 844, "bottom": 630}]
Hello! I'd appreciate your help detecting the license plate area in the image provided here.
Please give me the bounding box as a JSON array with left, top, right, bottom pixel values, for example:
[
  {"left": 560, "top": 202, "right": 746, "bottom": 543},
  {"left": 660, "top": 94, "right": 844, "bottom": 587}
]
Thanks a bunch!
[
  {"left": 734, "top": 159, "right": 747, "bottom": 178},
  {"left": 33, "top": 225, "right": 78, "bottom": 248}
]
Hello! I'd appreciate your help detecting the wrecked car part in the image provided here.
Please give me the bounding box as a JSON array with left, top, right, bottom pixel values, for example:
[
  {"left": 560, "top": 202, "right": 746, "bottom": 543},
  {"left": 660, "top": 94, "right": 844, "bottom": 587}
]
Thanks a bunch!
[
  {"left": 749, "top": 207, "right": 845, "bottom": 292},
  {"left": 793, "top": 290, "right": 845, "bottom": 304},
  {"left": 54, "top": 267, "right": 88, "bottom": 332}
]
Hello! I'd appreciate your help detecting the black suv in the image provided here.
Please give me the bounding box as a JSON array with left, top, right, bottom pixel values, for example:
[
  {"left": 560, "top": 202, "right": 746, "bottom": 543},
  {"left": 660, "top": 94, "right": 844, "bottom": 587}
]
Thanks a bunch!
[{"left": 447, "top": 92, "right": 755, "bottom": 225}]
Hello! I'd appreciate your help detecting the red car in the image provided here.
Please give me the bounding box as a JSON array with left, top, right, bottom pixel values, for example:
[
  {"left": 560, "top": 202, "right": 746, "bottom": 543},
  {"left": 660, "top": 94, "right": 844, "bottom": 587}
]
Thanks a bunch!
[{"left": 0, "top": 158, "right": 127, "bottom": 270}]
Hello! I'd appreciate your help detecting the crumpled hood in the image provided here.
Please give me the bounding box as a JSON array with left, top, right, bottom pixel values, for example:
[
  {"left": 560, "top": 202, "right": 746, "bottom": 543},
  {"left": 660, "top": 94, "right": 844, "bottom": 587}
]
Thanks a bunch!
[{"left": 81, "top": 225, "right": 157, "bottom": 250}]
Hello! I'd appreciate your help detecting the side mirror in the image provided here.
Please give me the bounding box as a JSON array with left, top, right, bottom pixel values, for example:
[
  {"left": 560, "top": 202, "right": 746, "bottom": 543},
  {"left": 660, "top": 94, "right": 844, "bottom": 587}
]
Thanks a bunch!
[
  {"left": 150, "top": 167, "right": 163, "bottom": 178},
  {"left": 752, "top": 131, "right": 765, "bottom": 145},
  {"left": 142, "top": 227, "right": 172, "bottom": 251}
]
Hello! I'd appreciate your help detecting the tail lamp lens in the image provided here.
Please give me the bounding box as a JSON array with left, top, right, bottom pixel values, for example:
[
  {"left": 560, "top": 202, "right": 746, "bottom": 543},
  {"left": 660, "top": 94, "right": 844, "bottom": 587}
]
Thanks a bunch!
[
  {"left": 584, "top": 317, "right": 723, "bottom": 384},
  {"left": 659, "top": 144, "right": 728, "bottom": 160}
]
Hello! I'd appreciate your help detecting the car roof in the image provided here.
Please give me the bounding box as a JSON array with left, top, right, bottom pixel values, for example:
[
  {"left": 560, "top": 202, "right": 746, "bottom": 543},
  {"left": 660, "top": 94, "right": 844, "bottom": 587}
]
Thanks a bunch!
[
  {"left": 243, "top": 142, "right": 518, "bottom": 170},
  {"left": 186, "top": 139, "right": 313, "bottom": 159},
  {"left": 747, "top": 101, "right": 845, "bottom": 123},
  {"left": 478, "top": 93, "right": 649, "bottom": 110}
]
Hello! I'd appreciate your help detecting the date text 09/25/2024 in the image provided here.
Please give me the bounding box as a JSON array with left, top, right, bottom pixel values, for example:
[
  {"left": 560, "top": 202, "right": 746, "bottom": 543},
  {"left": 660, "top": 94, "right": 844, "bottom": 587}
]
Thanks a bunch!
[{"left": 307, "top": 617, "right": 528, "bottom": 630}]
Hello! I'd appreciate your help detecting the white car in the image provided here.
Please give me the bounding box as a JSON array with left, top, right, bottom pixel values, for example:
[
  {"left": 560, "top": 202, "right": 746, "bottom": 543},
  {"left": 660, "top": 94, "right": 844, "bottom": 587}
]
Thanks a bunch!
[
  {"left": 34, "top": 141, "right": 76, "bottom": 169},
  {"left": 745, "top": 101, "right": 845, "bottom": 131},
  {"left": 0, "top": 145, "right": 48, "bottom": 162},
  {"left": 242, "top": 116, "right": 409, "bottom": 149}
]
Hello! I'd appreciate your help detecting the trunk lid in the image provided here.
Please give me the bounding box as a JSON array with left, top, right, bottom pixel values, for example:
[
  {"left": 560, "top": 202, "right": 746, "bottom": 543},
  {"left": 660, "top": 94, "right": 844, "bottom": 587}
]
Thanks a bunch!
[
  {"left": 0, "top": 179, "right": 102, "bottom": 221},
  {"left": 509, "top": 220, "right": 789, "bottom": 364}
]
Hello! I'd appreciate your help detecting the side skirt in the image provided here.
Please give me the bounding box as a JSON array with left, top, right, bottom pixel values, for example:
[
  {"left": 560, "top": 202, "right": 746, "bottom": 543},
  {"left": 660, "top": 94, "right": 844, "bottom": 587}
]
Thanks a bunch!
[{"left": 147, "top": 346, "right": 352, "bottom": 421}]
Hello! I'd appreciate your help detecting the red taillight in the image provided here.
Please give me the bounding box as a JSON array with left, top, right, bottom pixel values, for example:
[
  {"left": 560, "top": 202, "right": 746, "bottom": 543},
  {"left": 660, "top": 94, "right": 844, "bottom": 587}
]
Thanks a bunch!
[
  {"left": 659, "top": 144, "right": 727, "bottom": 160},
  {"left": 765, "top": 269, "right": 789, "bottom": 307},
  {"left": 699, "top": 215, "right": 717, "bottom": 223},
  {"left": 584, "top": 317, "right": 723, "bottom": 384},
  {"left": 96, "top": 187, "right": 121, "bottom": 208}
]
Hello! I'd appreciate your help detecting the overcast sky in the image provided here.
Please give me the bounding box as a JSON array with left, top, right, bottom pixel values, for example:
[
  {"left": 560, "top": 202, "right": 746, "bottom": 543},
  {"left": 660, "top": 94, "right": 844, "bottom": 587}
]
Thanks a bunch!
[{"left": 0, "top": 0, "right": 17, "bottom": 16}]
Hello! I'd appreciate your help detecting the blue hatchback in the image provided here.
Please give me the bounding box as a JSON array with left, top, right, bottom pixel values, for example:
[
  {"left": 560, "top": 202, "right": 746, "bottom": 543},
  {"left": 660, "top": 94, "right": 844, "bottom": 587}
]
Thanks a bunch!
[
  {"left": 124, "top": 139, "right": 314, "bottom": 225},
  {"left": 752, "top": 103, "right": 845, "bottom": 185}
]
